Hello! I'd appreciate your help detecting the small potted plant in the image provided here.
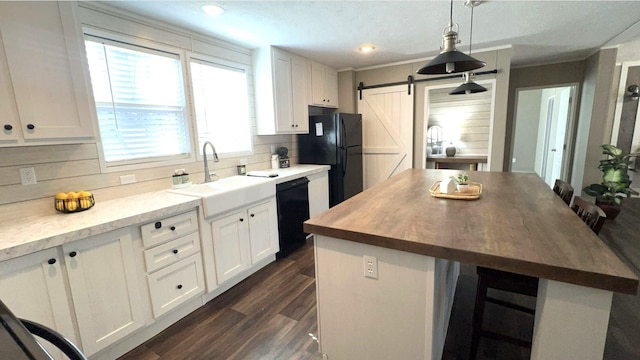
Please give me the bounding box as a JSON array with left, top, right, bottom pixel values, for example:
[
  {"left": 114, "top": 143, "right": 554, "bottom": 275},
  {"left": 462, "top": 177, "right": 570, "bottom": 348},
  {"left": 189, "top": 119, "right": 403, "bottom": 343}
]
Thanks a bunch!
[
  {"left": 277, "top": 146, "right": 290, "bottom": 168},
  {"left": 451, "top": 172, "right": 470, "bottom": 192},
  {"left": 583, "top": 144, "right": 638, "bottom": 219}
]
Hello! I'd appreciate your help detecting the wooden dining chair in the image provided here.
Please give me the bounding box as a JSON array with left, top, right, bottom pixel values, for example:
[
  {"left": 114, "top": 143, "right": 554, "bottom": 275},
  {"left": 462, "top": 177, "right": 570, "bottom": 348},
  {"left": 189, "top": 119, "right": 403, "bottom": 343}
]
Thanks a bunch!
[
  {"left": 553, "top": 179, "right": 574, "bottom": 206},
  {"left": 571, "top": 196, "right": 607, "bottom": 235}
]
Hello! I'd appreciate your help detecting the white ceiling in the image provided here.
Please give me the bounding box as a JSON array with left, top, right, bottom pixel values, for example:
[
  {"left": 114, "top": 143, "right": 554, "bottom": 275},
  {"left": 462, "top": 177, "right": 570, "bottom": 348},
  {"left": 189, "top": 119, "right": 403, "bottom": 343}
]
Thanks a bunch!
[{"left": 103, "top": 0, "right": 640, "bottom": 70}]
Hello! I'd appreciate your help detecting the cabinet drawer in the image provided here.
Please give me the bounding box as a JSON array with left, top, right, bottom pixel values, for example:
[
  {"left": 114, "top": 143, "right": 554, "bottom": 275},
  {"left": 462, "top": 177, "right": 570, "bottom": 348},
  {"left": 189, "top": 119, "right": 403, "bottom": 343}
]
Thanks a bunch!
[
  {"left": 141, "top": 210, "right": 198, "bottom": 248},
  {"left": 143, "top": 232, "right": 201, "bottom": 273},
  {"left": 147, "top": 254, "right": 204, "bottom": 318}
]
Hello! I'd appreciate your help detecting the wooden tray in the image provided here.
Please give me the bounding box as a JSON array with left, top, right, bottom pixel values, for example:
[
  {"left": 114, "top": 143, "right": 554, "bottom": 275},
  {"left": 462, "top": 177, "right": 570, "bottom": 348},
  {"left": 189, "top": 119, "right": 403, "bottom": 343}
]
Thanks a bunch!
[{"left": 429, "top": 181, "right": 482, "bottom": 200}]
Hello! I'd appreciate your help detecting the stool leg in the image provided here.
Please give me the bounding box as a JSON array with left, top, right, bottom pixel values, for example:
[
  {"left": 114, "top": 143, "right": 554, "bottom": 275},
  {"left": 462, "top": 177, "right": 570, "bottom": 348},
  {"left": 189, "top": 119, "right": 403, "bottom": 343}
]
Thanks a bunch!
[{"left": 470, "top": 275, "right": 488, "bottom": 360}]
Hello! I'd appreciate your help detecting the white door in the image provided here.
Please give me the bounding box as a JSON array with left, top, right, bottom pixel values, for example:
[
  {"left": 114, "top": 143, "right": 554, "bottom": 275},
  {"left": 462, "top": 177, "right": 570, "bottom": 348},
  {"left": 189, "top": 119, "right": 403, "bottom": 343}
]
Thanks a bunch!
[
  {"left": 358, "top": 84, "right": 414, "bottom": 189},
  {"left": 533, "top": 87, "right": 573, "bottom": 187}
]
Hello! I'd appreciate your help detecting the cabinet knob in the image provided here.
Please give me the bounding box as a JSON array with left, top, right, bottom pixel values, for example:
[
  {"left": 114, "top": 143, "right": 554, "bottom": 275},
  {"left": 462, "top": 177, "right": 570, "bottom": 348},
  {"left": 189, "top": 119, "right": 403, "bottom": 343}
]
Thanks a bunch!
[
  {"left": 295, "top": 124, "right": 299, "bottom": 128},
  {"left": 172, "top": 249, "right": 178, "bottom": 254},
  {"left": 177, "top": 284, "right": 183, "bottom": 290},
  {"left": 26, "top": 124, "right": 35, "bottom": 130},
  {"left": 69, "top": 251, "right": 77, "bottom": 258},
  {"left": 291, "top": 124, "right": 295, "bottom": 128},
  {"left": 239, "top": 218, "right": 244, "bottom": 222},
  {"left": 250, "top": 214, "right": 255, "bottom": 217},
  {"left": 170, "top": 226, "right": 176, "bottom": 231},
  {"left": 3, "top": 124, "right": 12, "bottom": 131},
  {"left": 47, "top": 258, "right": 56, "bottom": 265},
  {"left": 155, "top": 221, "right": 162, "bottom": 229}
]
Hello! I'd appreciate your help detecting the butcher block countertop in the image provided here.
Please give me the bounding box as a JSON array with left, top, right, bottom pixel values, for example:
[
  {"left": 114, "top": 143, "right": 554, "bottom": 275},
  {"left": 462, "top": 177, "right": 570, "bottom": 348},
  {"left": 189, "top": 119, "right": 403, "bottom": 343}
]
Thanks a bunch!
[{"left": 304, "top": 169, "right": 638, "bottom": 294}]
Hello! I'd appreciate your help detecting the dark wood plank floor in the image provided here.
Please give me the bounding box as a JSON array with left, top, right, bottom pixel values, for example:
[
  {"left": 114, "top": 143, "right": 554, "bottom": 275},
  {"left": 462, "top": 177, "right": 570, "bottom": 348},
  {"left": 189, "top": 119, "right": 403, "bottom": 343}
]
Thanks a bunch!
[
  {"left": 121, "top": 205, "right": 640, "bottom": 360},
  {"left": 119, "top": 241, "right": 322, "bottom": 360}
]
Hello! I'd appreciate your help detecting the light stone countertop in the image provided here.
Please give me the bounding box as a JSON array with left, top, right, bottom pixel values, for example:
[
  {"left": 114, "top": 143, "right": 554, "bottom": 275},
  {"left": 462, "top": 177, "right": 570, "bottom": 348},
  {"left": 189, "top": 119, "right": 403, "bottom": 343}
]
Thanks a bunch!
[
  {"left": 0, "top": 164, "right": 330, "bottom": 262},
  {"left": 0, "top": 190, "right": 201, "bottom": 262}
]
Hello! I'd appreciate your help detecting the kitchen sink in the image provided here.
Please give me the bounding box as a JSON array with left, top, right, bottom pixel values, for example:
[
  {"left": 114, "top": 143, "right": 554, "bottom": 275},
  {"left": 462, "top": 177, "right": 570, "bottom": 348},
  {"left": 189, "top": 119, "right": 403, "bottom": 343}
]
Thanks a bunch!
[{"left": 169, "top": 176, "right": 276, "bottom": 218}]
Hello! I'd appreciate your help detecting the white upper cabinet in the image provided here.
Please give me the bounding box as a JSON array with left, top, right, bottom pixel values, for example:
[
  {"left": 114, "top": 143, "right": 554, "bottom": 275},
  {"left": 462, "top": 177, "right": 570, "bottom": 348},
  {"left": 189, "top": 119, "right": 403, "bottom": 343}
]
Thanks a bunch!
[
  {"left": 310, "top": 62, "right": 339, "bottom": 108},
  {"left": 0, "top": 2, "right": 95, "bottom": 145},
  {"left": 253, "top": 46, "right": 309, "bottom": 134}
]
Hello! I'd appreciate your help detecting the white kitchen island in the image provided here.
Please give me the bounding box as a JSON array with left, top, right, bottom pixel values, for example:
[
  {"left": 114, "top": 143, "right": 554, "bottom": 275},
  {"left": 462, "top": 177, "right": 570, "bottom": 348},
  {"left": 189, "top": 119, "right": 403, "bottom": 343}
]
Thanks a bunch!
[{"left": 304, "top": 169, "right": 638, "bottom": 360}]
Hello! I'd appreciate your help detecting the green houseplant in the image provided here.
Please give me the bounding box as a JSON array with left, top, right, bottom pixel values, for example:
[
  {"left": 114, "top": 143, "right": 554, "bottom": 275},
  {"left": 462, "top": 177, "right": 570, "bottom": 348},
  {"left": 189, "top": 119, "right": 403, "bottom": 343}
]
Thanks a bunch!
[
  {"left": 583, "top": 144, "right": 638, "bottom": 219},
  {"left": 451, "top": 172, "right": 470, "bottom": 192}
]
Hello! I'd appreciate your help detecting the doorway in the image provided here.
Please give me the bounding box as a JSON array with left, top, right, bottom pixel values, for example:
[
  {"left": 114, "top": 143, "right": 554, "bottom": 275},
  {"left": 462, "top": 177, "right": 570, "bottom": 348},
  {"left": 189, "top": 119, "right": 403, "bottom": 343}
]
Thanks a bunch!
[{"left": 512, "top": 85, "right": 577, "bottom": 187}]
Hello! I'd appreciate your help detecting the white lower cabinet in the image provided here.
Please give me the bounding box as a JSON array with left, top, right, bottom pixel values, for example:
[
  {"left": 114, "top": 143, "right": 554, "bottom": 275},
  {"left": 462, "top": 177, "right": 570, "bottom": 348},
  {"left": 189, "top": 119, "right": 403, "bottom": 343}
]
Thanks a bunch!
[
  {"left": 0, "top": 247, "right": 77, "bottom": 359},
  {"left": 141, "top": 210, "right": 205, "bottom": 319},
  {"left": 211, "top": 198, "right": 279, "bottom": 284},
  {"left": 307, "top": 171, "right": 330, "bottom": 217},
  {"left": 62, "top": 227, "right": 146, "bottom": 357},
  {"left": 147, "top": 254, "right": 204, "bottom": 318}
]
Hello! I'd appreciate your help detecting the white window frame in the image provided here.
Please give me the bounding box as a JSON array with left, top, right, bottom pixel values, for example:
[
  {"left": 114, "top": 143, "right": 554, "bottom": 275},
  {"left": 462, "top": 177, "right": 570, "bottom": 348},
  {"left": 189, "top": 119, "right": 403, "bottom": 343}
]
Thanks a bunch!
[
  {"left": 186, "top": 52, "right": 254, "bottom": 161},
  {"left": 84, "top": 27, "right": 196, "bottom": 173}
]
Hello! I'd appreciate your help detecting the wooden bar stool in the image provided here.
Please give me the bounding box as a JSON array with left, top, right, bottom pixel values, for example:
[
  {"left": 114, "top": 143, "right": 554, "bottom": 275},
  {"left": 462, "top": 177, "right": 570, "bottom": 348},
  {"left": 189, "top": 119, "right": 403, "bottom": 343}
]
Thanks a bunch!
[
  {"left": 553, "top": 179, "right": 574, "bottom": 206},
  {"left": 469, "top": 267, "right": 538, "bottom": 359},
  {"left": 470, "top": 195, "right": 607, "bottom": 359}
]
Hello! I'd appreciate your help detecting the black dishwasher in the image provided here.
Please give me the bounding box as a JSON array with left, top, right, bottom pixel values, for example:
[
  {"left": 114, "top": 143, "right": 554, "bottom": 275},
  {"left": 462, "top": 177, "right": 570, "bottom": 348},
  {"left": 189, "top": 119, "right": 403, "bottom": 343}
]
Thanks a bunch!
[{"left": 276, "top": 177, "right": 310, "bottom": 259}]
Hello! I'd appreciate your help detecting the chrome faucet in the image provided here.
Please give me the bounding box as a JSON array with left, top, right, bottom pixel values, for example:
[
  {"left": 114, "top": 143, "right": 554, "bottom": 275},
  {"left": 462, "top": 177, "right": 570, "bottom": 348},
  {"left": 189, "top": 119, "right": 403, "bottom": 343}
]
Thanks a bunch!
[{"left": 202, "top": 141, "right": 219, "bottom": 183}]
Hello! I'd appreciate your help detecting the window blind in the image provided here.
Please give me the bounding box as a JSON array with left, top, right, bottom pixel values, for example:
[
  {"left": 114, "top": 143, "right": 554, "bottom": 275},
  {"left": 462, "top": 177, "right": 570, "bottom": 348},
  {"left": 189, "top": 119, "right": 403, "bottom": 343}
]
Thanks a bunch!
[
  {"left": 190, "top": 58, "right": 252, "bottom": 156},
  {"left": 85, "top": 37, "right": 190, "bottom": 164}
]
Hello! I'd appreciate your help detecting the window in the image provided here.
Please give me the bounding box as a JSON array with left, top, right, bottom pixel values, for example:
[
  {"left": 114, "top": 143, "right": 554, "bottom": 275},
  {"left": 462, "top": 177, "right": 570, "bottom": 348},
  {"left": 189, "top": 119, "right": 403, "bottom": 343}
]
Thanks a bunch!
[
  {"left": 84, "top": 36, "right": 191, "bottom": 166},
  {"left": 190, "top": 57, "right": 252, "bottom": 157}
]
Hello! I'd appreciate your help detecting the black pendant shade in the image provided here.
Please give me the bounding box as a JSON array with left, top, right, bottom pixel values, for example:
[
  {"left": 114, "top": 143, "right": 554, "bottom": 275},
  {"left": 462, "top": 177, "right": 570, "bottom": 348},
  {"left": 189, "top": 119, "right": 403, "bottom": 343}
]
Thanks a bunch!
[
  {"left": 417, "top": 51, "right": 485, "bottom": 75},
  {"left": 416, "top": 0, "right": 486, "bottom": 75},
  {"left": 449, "top": 73, "right": 487, "bottom": 95}
]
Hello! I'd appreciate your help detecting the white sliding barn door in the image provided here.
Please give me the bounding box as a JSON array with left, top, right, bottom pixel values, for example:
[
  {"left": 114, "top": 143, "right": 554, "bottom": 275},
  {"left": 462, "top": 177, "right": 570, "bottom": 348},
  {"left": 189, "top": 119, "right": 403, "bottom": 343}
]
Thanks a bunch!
[{"left": 358, "top": 85, "right": 414, "bottom": 189}]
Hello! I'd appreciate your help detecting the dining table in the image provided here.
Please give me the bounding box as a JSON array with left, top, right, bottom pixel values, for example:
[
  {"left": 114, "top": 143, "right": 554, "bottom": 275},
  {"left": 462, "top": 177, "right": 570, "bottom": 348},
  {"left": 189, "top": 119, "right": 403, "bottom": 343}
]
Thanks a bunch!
[{"left": 304, "top": 169, "right": 638, "bottom": 360}]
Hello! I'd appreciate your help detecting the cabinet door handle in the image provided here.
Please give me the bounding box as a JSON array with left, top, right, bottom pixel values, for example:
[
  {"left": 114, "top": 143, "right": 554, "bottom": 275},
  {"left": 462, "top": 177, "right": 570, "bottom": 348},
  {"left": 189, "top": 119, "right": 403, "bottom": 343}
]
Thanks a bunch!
[
  {"left": 26, "top": 124, "right": 35, "bottom": 130},
  {"left": 170, "top": 226, "right": 176, "bottom": 231},
  {"left": 239, "top": 218, "right": 244, "bottom": 222},
  {"left": 69, "top": 251, "right": 77, "bottom": 258},
  {"left": 172, "top": 249, "right": 178, "bottom": 254},
  {"left": 155, "top": 221, "right": 162, "bottom": 229},
  {"left": 177, "top": 284, "right": 183, "bottom": 290},
  {"left": 3, "top": 124, "right": 12, "bottom": 131},
  {"left": 250, "top": 214, "right": 255, "bottom": 217},
  {"left": 47, "top": 258, "right": 56, "bottom": 265}
]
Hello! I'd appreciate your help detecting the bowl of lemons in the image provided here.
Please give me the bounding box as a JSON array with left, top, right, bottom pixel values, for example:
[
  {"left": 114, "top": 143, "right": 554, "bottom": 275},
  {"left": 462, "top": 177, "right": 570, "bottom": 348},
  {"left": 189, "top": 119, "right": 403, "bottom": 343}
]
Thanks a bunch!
[{"left": 54, "top": 191, "right": 95, "bottom": 213}]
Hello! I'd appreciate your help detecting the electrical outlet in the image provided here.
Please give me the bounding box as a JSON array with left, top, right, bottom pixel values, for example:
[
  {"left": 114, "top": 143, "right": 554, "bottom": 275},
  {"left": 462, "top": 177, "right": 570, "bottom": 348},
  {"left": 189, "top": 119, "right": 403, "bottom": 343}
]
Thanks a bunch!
[
  {"left": 19, "top": 167, "right": 37, "bottom": 185},
  {"left": 120, "top": 174, "right": 136, "bottom": 185},
  {"left": 512, "top": 157, "right": 517, "bottom": 163},
  {"left": 363, "top": 255, "right": 378, "bottom": 279}
]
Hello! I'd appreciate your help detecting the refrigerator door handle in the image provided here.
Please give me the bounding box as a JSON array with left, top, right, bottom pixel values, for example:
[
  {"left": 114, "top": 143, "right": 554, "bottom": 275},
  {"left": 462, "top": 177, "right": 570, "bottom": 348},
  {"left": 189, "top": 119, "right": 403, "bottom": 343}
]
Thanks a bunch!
[{"left": 341, "top": 118, "right": 347, "bottom": 175}]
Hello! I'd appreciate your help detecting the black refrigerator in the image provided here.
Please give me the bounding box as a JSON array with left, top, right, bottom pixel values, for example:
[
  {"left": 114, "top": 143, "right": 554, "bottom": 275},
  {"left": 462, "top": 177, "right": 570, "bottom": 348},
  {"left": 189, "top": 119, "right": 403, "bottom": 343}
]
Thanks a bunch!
[{"left": 297, "top": 113, "right": 363, "bottom": 207}]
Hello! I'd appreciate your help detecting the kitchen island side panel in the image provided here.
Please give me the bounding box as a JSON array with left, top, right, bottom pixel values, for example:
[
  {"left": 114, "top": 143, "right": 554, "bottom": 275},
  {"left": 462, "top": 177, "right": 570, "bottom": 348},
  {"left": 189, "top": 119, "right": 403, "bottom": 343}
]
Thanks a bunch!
[{"left": 314, "top": 235, "right": 457, "bottom": 360}]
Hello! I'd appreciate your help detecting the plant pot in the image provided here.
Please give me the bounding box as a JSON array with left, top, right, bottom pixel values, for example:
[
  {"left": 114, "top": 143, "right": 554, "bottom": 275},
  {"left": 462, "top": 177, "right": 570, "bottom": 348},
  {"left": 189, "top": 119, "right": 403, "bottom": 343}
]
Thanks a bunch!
[
  {"left": 595, "top": 199, "right": 621, "bottom": 220},
  {"left": 457, "top": 184, "right": 470, "bottom": 193}
]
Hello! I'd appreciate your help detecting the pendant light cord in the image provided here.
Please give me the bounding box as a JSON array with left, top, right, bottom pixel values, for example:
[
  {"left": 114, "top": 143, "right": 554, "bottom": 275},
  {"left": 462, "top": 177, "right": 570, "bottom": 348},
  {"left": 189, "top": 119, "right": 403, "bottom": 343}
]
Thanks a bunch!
[
  {"left": 449, "top": 0, "right": 454, "bottom": 27},
  {"left": 469, "top": 6, "right": 474, "bottom": 55}
]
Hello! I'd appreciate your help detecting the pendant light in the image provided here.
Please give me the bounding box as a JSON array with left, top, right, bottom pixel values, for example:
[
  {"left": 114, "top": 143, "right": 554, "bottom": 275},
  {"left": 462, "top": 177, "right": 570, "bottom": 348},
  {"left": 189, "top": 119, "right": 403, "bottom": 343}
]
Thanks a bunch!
[
  {"left": 450, "top": 0, "right": 487, "bottom": 95},
  {"left": 416, "top": 0, "right": 486, "bottom": 75}
]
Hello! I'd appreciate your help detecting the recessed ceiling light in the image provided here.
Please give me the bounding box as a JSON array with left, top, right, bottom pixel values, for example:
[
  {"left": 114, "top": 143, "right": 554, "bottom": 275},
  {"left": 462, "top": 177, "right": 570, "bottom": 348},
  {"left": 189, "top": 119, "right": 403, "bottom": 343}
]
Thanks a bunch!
[
  {"left": 202, "top": 4, "right": 224, "bottom": 17},
  {"left": 359, "top": 45, "right": 375, "bottom": 54}
]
